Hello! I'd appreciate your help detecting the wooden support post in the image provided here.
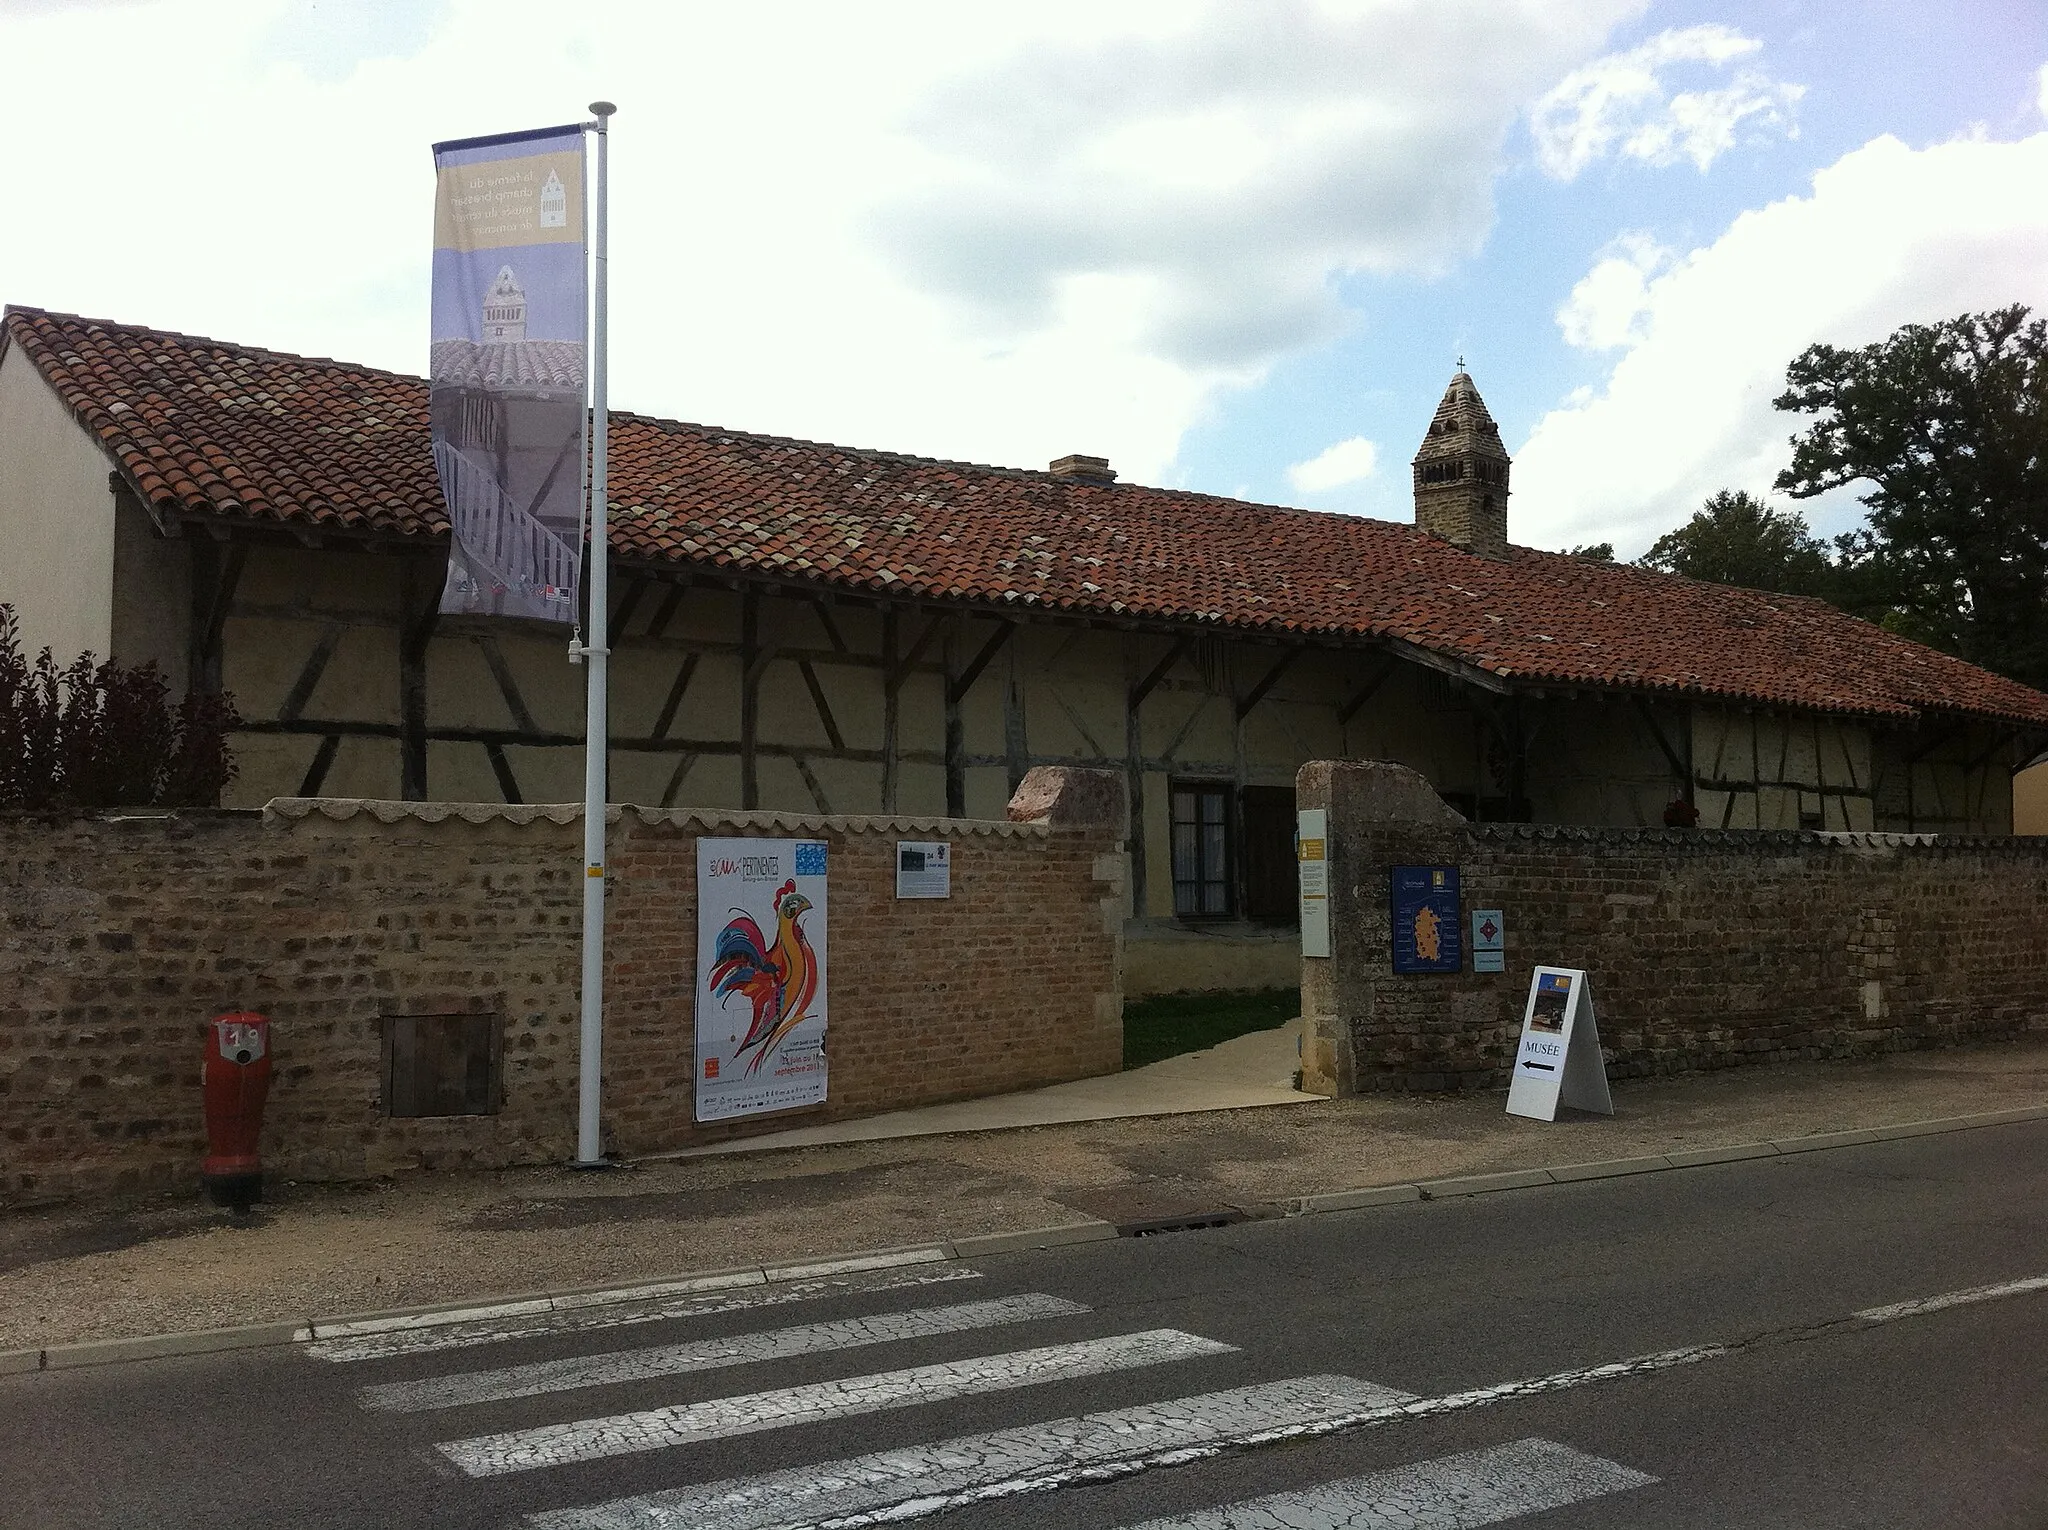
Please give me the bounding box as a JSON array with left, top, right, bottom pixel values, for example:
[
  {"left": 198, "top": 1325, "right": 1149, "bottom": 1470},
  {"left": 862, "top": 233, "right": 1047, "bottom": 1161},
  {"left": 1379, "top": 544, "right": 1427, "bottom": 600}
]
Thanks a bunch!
[
  {"left": 1229, "top": 646, "right": 1249, "bottom": 915},
  {"left": 659, "top": 751, "right": 697, "bottom": 809},
  {"left": 889, "top": 611, "right": 949, "bottom": 695},
  {"left": 607, "top": 577, "right": 648, "bottom": 647},
  {"left": 1129, "top": 636, "right": 1191, "bottom": 712},
  {"left": 1124, "top": 634, "right": 1148, "bottom": 916},
  {"left": 1336, "top": 655, "right": 1398, "bottom": 728},
  {"left": 949, "top": 621, "right": 1015, "bottom": 707},
  {"left": 881, "top": 606, "right": 900, "bottom": 812},
  {"left": 652, "top": 652, "right": 699, "bottom": 741},
  {"left": 1506, "top": 695, "right": 1531, "bottom": 820},
  {"left": 478, "top": 636, "right": 540, "bottom": 734},
  {"left": 1633, "top": 695, "right": 1690, "bottom": 804},
  {"left": 1234, "top": 647, "right": 1300, "bottom": 723},
  {"left": 484, "top": 742, "right": 523, "bottom": 804},
  {"left": 792, "top": 754, "right": 833, "bottom": 814},
  {"left": 278, "top": 624, "right": 342, "bottom": 723},
  {"left": 740, "top": 590, "right": 760, "bottom": 810},
  {"left": 1003, "top": 628, "right": 1028, "bottom": 797},
  {"left": 186, "top": 537, "right": 247, "bottom": 697},
  {"left": 944, "top": 627, "right": 966, "bottom": 817},
  {"left": 397, "top": 557, "right": 439, "bottom": 801},
  {"left": 644, "top": 581, "right": 687, "bottom": 641},
  {"left": 297, "top": 734, "right": 341, "bottom": 797}
]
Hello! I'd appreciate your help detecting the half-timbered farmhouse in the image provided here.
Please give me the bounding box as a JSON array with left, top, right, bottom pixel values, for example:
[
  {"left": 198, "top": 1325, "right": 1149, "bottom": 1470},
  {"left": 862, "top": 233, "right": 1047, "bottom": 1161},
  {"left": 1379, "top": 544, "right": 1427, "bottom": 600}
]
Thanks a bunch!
[{"left": 5, "top": 307, "right": 2047, "bottom": 992}]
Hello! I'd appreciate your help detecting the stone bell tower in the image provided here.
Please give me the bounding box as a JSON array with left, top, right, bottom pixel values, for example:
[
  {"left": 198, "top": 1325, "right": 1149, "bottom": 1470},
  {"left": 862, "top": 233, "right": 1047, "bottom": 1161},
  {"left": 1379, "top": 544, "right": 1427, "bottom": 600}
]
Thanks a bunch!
[{"left": 1411, "top": 368, "right": 1511, "bottom": 559}]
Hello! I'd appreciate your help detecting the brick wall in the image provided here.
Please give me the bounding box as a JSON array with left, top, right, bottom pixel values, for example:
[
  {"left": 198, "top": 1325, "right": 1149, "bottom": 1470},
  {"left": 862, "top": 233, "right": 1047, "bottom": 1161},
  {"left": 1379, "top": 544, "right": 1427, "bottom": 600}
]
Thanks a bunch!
[
  {"left": 0, "top": 770, "right": 1124, "bottom": 1204},
  {"left": 1300, "top": 760, "right": 2048, "bottom": 1095}
]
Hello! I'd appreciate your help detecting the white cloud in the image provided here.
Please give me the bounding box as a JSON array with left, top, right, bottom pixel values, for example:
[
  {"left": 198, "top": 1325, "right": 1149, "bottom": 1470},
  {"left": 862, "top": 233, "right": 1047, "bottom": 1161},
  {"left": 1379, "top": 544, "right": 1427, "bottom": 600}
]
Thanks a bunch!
[
  {"left": 877, "top": 1, "right": 1640, "bottom": 373},
  {"left": 2037, "top": 60, "right": 2048, "bottom": 118},
  {"left": 1530, "top": 24, "right": 1802, "bottom": 180},
  {"left": 0, "top": 0, "right": 1644, "bottom": 489},
  {"left": 1287, "top": 436, "right": 1379, "bottom": 493},
  {"left": 1556, "top": 232, "right": 1676, "bottom": 349},
  {"left": 1514, "top": 131, "right": 2048, "bottom": 554}
]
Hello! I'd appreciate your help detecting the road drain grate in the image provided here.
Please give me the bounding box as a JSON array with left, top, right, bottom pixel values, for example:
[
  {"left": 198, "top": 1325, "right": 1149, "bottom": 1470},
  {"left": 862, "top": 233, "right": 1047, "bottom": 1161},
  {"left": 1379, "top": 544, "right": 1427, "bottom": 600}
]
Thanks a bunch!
[{"left": 1116, "top": 1209, "right": 1249, "bottom": 1238}]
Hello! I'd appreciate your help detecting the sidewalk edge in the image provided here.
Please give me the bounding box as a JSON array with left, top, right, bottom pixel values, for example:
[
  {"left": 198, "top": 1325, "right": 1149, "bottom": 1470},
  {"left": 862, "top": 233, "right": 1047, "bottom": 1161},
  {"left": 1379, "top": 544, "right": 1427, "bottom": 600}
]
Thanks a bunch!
[{"left": 7, "top": 1104, "right": 2041, "bottom": 1375}]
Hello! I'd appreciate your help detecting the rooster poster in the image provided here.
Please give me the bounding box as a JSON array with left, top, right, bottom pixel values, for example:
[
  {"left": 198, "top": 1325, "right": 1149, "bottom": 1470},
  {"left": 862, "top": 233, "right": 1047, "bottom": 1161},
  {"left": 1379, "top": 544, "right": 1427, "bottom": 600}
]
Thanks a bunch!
[{"left": 694, "top": 838, "right": 830, "bottom": 1122}]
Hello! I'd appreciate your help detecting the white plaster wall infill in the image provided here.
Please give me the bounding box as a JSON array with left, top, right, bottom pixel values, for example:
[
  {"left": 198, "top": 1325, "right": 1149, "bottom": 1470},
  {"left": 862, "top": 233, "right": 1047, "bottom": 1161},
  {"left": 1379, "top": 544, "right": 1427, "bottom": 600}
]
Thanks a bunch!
[{"left": 652, "top": 1018, "right": 1322, "bottom": 1160}]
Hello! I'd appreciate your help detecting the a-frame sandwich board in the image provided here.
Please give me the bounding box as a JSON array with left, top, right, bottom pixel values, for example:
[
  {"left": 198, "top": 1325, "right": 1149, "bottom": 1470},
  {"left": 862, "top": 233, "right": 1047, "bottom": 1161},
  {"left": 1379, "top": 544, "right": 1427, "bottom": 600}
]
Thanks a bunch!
[{"left": 1505, "top": 966, "right": 1613, "bottom": 1121}]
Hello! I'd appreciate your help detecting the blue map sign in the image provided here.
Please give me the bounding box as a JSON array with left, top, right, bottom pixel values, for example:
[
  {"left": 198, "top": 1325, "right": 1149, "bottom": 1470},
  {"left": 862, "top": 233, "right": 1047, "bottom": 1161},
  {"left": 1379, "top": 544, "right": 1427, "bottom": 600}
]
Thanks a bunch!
[{"left": 1391, "top": 865, "right": 1462, "bottom": 974}]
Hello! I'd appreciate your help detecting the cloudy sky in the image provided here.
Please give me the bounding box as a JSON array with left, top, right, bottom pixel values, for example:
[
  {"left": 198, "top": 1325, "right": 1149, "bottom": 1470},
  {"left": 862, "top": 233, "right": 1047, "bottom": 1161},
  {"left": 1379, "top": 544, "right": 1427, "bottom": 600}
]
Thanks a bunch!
[{"left": 3, "top": 0, "right": 2045, "bottom": 556}]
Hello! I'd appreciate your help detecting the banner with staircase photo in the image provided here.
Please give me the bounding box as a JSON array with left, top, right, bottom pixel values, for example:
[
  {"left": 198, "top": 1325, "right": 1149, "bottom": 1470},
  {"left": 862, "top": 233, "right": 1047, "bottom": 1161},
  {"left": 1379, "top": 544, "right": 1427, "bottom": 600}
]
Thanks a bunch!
[{"left": 430, "top": 124, "right": 588, "bottom": 621}]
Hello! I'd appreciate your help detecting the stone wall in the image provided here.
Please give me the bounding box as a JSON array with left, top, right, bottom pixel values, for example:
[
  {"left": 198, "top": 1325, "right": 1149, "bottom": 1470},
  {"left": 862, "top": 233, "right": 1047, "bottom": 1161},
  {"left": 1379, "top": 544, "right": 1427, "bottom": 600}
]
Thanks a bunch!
[
  {"left": 1300, "top": 760, "right": 2048, "bottom": 1095},
  {"left": 0, "top": 768, "right": 1124, "bottom": 1204}
]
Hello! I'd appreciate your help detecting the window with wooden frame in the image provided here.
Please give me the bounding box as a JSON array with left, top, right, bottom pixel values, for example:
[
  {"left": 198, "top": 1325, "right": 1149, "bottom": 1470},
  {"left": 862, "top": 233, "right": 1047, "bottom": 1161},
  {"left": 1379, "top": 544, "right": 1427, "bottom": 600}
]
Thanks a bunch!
[
  {"left": 382, "top": 1012, "right": 504, "bottom": 1118},
  {"left": 1170, "top": 780, "right": 1234, "bottom": 918}
]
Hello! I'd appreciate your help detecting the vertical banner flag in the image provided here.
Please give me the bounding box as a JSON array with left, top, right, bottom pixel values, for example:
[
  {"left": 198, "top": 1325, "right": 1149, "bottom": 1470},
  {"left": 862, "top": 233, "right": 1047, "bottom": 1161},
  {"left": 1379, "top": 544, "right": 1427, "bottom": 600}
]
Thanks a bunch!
[
  {"left": 431, "top": 125, "right": 588, "bottom": 621},
  {"left": 695, "top": 838, "right": 830, "bottom": 1122}
]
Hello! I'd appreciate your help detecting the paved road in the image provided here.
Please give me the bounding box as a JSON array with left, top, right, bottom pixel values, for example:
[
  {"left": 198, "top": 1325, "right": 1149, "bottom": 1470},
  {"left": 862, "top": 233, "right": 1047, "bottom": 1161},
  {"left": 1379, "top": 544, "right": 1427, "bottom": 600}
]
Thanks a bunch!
[{"left": 7, "top": 1120, "right": 2046, "bottom": 1528}]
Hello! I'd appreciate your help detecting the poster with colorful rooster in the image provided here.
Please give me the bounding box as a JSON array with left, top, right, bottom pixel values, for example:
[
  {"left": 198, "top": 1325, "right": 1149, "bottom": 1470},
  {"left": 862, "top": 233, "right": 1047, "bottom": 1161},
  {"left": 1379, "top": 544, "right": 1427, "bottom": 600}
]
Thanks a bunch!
[{"left": 694, "top": 838, "right": 829, "bottom": 1122}]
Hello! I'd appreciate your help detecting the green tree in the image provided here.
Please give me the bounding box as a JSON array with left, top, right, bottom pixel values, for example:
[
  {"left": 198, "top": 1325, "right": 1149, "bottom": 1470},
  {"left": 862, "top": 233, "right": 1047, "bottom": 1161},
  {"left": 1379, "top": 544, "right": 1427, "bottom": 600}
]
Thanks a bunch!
[
  {"left": 1635, "top": 489, "right": 1834, "bottom": 596},
  {"left": 1564, "top": 542, "right": 1615, "bottom": 562},
  {"left": 1774, "top": 305, "right": 2048, "bottom": 688}
]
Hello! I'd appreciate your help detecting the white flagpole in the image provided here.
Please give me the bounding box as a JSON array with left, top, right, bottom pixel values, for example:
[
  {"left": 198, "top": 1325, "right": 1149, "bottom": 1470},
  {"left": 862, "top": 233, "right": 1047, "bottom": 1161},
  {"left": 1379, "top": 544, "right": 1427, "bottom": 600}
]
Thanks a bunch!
[{"left": 575, "top": 100, "right": 616, "bottom": 1168}]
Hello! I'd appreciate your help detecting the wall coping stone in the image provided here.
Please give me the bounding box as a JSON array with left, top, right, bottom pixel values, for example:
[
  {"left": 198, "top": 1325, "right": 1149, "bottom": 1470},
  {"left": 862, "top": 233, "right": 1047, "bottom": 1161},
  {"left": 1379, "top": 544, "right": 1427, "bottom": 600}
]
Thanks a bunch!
[
  {"left": 259, "top": 799, "right": 1055, "bottom": 839},
  {"left": 1424, "top": 821, "right": 2044, "bottom": 854}
]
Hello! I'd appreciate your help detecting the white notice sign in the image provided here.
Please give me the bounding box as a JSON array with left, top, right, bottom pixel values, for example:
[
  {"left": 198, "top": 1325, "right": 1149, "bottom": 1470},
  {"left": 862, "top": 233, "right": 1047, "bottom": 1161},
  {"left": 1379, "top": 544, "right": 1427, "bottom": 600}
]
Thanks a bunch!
[
  {"left": 1505, "top": 966, "right": 1613, "bottom": 1122},
  {"left": 1298, "top": 809, "right": 1330, "bottom": 959},
  {"left": 895, "top": 841, "right": 951, "bottom": 899}
]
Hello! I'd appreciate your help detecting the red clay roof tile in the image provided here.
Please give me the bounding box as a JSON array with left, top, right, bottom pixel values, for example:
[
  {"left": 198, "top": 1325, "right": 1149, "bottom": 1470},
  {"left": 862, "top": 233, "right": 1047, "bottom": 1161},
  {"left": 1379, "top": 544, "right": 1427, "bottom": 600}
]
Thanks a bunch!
[{"left": 7, "top": 303, "right": 2047, "bottom": 728}]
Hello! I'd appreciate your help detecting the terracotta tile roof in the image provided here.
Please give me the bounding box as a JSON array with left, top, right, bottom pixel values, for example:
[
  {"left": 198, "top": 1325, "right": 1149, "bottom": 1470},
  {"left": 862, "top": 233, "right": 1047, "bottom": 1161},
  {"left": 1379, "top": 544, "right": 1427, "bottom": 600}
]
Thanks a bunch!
[{"left": 8, "top": 304, "right": 2047, "bottom": 728}]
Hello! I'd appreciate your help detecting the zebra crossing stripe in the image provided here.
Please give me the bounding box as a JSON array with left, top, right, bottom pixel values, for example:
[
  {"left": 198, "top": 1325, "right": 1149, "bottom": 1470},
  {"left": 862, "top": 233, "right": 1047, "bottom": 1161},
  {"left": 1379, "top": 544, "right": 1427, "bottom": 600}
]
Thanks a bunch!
[
  {"left": 439, "top": 1328, "right": 1235, "bottom": 1478},
  {"left": 1115, "top": 1436, "right": 1655, "bottom": 1528},
  {"left": 527, "top": 1339, "right": 1716, "bottom": 1525},
  {"left": 359, "top": 1294, "right": 1088, "bottom": 1412},
  {"left": 524, "top": 1375, "right": 1415, "bottom": 1530},
  {"left": 305, "top": 1266, "right": 982, "bottom": 1363}
]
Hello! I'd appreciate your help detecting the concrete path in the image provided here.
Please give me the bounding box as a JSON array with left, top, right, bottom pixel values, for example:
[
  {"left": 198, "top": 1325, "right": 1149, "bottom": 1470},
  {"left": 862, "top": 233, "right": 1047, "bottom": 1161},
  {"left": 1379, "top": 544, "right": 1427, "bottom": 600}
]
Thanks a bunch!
[{"left": 656, "top": 1019, "right": 1324, "bottom": 1159}]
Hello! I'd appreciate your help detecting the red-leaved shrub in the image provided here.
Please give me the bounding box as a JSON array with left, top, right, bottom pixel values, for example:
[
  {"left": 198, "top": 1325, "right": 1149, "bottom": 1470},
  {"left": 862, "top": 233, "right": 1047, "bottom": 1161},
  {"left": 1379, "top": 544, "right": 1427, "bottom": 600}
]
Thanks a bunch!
[{"left": 0, "top": 603, "right": 240, "bottom": 811}]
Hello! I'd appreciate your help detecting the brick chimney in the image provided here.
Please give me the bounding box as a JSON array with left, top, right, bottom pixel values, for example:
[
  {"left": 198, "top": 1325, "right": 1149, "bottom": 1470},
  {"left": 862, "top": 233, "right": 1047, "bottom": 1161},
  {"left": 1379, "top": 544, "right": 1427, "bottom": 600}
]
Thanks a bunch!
[
  {"left": 1049, "top": 454, "right": 1116, "bottom": 486},
  {"left": 1411, "top": 370, "right": 1510, "bottom": 559}
]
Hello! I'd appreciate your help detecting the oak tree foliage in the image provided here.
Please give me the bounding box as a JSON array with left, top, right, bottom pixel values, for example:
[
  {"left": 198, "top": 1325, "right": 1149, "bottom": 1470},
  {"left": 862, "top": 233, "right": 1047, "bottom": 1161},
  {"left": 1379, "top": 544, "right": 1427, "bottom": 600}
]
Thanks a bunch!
[
  {"left": 1773, "top": 305, "right": 2048, "bottom": 688},
  {"left": 1635, "top": 490, "right": 1833, "bottom": 596}
]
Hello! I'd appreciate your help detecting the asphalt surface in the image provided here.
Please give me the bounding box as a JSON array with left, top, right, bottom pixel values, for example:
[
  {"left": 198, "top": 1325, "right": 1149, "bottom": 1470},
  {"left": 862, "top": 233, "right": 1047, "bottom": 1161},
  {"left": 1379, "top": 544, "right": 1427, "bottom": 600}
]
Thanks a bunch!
[{"left": 6, "top": 1120, "right": 2046, "bottom": 1528}]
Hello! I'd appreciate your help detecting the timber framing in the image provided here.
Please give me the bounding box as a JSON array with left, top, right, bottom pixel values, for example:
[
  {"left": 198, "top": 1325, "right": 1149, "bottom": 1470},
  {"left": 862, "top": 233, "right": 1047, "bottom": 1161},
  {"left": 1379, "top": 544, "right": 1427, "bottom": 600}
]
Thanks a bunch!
[{"left": 165, "top": 523, "right": 2028, "bottom": 841}]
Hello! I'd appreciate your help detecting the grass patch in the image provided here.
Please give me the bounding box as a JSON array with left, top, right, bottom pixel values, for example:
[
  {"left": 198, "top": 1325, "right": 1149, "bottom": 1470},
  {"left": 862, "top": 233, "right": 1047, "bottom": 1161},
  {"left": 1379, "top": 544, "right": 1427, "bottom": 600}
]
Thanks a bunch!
[{"left": 1122, "top": 987, "right": 1301, "bottom": 1070}]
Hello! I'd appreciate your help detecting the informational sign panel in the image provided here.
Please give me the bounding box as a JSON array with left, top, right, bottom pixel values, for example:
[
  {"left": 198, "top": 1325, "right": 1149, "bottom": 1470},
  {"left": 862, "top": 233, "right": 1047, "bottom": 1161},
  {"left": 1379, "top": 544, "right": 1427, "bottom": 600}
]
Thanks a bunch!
[
  {"left": 430, "top": 124, "right": 588, "bottom": 622},
  {"left": 1505, "top": 966, "right": 1613, "bottom": 1121},
  {"left": 695, "top": 838, "right": 829, "bottom": 1122},
  {"left": 895, "top": 841, "right": 951, "bottom": 900},
  {"left": 1390, "top": 865, "right": 1461, "bottom": 973},
  {"left": 1298, "top": 809, "right": 1330, "bottom": 959},
  {"left": 1472, "top": 908, "right": 1505, "bottom": 973}
]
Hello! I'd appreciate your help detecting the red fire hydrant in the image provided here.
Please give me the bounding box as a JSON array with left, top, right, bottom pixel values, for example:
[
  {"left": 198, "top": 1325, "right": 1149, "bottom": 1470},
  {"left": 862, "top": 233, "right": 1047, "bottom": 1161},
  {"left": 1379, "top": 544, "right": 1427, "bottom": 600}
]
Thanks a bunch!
[{"left": 202, "top": 1012, "right": 272, "bottom": 1211}]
